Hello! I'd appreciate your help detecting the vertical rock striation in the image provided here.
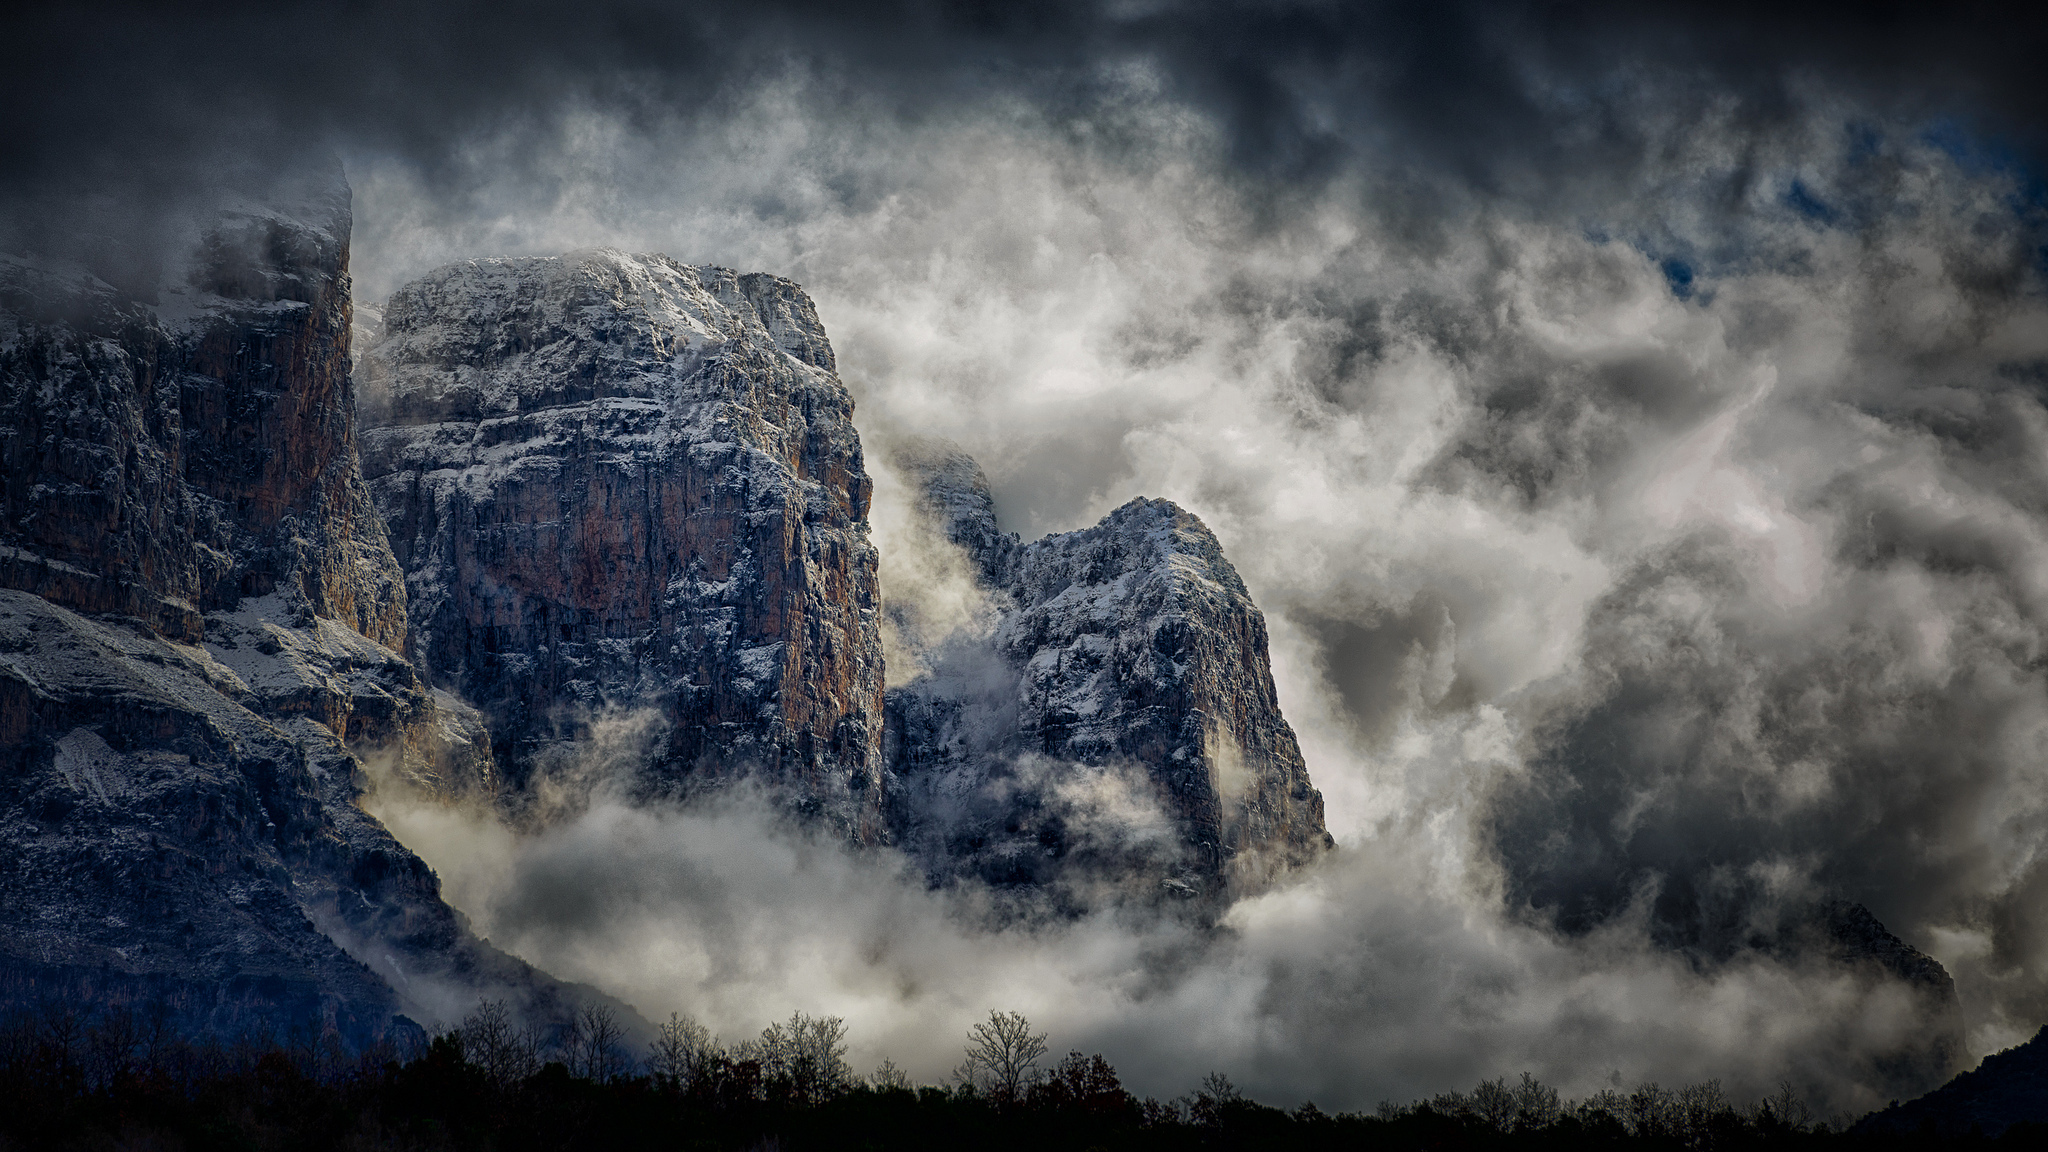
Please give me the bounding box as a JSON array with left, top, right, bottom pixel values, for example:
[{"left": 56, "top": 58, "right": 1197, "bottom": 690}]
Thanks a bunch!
[
  {"left": 0, "top": 180, "right": 611, "bottom": 1042},
  {"left": 1, "top": 188, "right": 403, "bottom": 648},
  {"left": 883, "top": 441, "right": 1331, "bottom": 904},
  {"left": 357, "top": 250, "right": 885, "bottom": 838}
]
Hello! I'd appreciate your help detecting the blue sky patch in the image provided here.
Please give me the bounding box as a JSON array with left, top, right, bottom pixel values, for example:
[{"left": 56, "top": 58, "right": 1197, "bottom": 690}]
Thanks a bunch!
[
  {"left": 1661, "top": 258, "right": 1694, "bottom": 299},
  {"left": 1786, "top": 180, "right": 1838, "bottom": 224}
]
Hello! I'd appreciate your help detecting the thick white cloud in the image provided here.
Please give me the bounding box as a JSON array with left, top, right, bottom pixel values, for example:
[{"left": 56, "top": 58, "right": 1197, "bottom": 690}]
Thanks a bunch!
[{"left": 346, "top": 63, "right": 2048, "bottom": 1114}]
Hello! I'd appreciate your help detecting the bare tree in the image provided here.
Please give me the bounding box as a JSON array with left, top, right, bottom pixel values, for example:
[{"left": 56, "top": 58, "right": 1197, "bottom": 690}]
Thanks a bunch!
[
  {"left": 1760, "top": 1079, "right": 1812, "bottom": 1131},
  {"left": 647, "top": 1012, "right": 714, "bottom": 1090},
  {"left": 1470, "top": 1078, "right": 1518, "bottom": 1130},
  {"left": 1677, "top": 1079, "right": 1730, "bottom": 1142},
  {"left": 871, "top": 1058, "right": 912, "bottom": 1091},
  {"left": 1624, "top": 1083, "right": 1675, "bottom": 1138},
  {"left": 757, "top": 1012, "right": 851, "bottom": 1105},
  {"left": 1512, "top": 1072, "right": 1561, "bottom": 1128},
  {"left": 458, "top": 999, "right": 543, "bottom": 1089},
  {"left": 562, "top": 1004, "right": 628, "bottom": 1083},
  {"left": 958, "top": 1010, "right": 1047, "bottom": 1103},
  {"left": 1191, "top": 1072, "right": 1243, "bottom": 1126}
]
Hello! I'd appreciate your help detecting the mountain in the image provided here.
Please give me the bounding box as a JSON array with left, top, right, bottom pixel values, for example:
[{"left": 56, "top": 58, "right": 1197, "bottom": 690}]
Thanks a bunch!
[
  {"left": 1857, "top": 1025, "right": 2048, "bottom": 1136},
  {"left": 0, "top": 180, "right": 622, "bottom": 1042},
  {"left": 881, "top": 440, "right": 1333, "bottom": 905},
  {"left": 0, "top": 180, "right": 1985, "bottom": 1091},
  {"left": 356, "top": 249, "right": 885, "bottom": 837},
  {"left": 352, "top": 252, "right": 1330, "bottom": 905}
]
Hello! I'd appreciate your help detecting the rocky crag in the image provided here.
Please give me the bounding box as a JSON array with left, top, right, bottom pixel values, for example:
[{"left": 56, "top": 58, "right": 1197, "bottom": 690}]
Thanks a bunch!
[
  {"left": 881, "top": 441, "right": 1333, "bottom": 905},
  {"left": 353, "top": 253, "right": 1327, "bottom": 903},
  {"left": 0, "top": 181, "right": 619, "bottom": 1043},
  {"left": 1819, "top": 900, "right": 1971, "bottom": 1102},
  {"left": 356, "top": 250, "right": 885, "bottom": 838}
]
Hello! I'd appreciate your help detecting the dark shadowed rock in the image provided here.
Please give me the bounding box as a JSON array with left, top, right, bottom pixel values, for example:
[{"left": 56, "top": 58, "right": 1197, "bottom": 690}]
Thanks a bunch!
[
  {"left": 0, "top": 190, "right": 402, "bottom": 648},
  {"left": 882, "top": 440, "right": 1331, "bottom": 906},
  {"left": 1818, "top": 901, "right": 1969, "bottom": 1101},
  {"left": 357, "top": 250, "right": 885, "bottom": 839},
  {"left": 0, "top": 181, "right": 623, "bottom": 1043}
]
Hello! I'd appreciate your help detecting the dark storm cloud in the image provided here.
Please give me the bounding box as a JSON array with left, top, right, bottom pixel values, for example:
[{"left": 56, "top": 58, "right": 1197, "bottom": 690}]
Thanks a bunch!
[
  {"left": 8, "top": 2, "right": 2047, "bottom": 220},
  {"left": 15, "top": 0, "right": 2048, "bottom": 1114}
]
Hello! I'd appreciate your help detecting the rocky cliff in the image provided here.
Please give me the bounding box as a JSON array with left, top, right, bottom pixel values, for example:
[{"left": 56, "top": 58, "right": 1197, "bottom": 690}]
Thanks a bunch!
[
  {"left": 882, "top": 441, "right": 1332, "bottom": 905},
  {"left": 0, "top": 181, "right": 611, "bottom": 1043},
  {"left": 357, "top": 251, "right": 885, "bottom": 838},
  {"left": 1819, "top": 901, "right": 1970, "bottom": 1101}
]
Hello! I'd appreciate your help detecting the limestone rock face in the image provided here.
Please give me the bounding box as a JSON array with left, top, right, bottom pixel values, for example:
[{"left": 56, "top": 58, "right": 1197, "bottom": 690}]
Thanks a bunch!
[
  {"left": 0, "top": 193, "right": 404, "bottom": 648},
  {"left": 0, "top": 184, "right": 597, "bottom": 1042},
  {"left": 883, "top": 442, "right": 1331, "bottom": 903},
  {"left": 358, "top": 250, "right": 885, "bottom": 838}
]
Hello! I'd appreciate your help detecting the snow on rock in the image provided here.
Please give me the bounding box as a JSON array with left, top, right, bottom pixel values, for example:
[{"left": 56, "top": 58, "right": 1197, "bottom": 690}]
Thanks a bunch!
[
  {"left": 358, "top": 249, "right": 885, "bottom": 840},
  {"left": 0, "top": 182, "right": 616, "bottom": 1043},
  {"left": 882, "top": 440, "right": 1332, "bottom": 906}
]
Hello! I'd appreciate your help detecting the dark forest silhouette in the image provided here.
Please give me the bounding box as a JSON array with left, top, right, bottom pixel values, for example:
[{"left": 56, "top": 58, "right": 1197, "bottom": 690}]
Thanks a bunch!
[{"left": 1, "top": 1000, "right": 2037, "bottom": 1150}]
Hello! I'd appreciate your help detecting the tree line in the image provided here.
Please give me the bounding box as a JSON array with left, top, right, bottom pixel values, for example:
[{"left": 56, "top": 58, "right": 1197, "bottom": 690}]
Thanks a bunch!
[{"left": 0, "top": 999, "right": 2036, "bottom": 1149}]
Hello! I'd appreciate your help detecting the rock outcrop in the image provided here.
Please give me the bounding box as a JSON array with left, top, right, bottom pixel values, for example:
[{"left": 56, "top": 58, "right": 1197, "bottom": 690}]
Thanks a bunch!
[
  {"left": 357, "top": 250, "right": 885, "bottom": 838},
  {"left": 882, "top": 441, "right": 1331, "bottom": 904},
  {"left": 0, "top": 190, "right": 402, "bottom": 648},
  {"left": 0, "top": 180, "right": 610, "bottom": 1043},
  {"left": 1819, "top": 901, "right": 1970, "bottom": 1101}
]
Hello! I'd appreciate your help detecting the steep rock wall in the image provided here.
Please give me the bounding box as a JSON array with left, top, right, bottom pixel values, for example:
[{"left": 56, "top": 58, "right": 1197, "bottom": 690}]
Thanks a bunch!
[
  {"left": 358, "top": 250, "right": 885, "bottom": 838},
  {"left": 0, "top": 195, "right": 404, "bottom": 648},
  {"left": 0, "top": 183, "right": 601, "bottom": 1042},
  {"left": 883, "top": 442, "right": 1331, "bottom": 903}
]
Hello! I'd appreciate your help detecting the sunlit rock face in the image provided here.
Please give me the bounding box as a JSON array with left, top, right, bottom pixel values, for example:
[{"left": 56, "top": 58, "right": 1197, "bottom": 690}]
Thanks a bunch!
[
  {"left": 357, "top": 250, "right": 885, "bottom": 839},
  {"left": 883, "top": 442, "right": 1332, "bottom": 906},
  {"left": 0, "top": 183, "right": 600, "bottom": 1042}
]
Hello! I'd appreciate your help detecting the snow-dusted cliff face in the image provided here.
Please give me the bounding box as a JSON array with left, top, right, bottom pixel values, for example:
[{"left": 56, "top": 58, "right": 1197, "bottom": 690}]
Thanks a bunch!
[
  {"left": 0, "top": 187, "right": 611, "bottom": 1042},
  {"left": 358, "top": 251, "right": 885, "bottom": 838},
  {"left": 883, "top": 442, "right": 1332, "bottom": 904},
  {"left": 0, "top": 190, "right": 402, "bottom": 647}
]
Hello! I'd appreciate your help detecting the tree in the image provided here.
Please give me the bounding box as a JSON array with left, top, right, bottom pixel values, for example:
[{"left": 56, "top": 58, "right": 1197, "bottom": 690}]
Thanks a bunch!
[
  {"left": 457, "top": 999, "right": 542, "bottom": 1089},
  {"left": 1512, "top": 1072, "right": 1561, "bottom": 1128},
  {"left": 1036, "top": 1051, "right": 1134, "bottom": 1116},
  {"left": 647, "top": 1012, "right": 714, "bottom": 1090},
  {"left": 1191, "top": 1072, "right": 1244, "bottom": 1126},
  {"left": 1760, "top": 1079, "right": 1812, "bottom": 1131},
  {"left": 1471, "top": 1077, "right": 1517, "bottom": 1130},
  {"left": 562, "top": 1004, "right": 628, "bottom": 1083},
  {"left": 757, "top": 1012, "right": 851, "bottom": 1105},
  {"left": 957, "top": 1010, "right": 1047, "bottom": 1103}
]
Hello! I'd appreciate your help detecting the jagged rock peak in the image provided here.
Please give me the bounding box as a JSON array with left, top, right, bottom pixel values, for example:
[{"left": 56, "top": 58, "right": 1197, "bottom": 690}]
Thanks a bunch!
[
  {"left": 888, "top": 436, "right": 1014, "bottom": 586},
  {"left": 883, "top": 440, "right": 1331, "bottom": 906},
  {"left": 360, "top": 248, "right": 886, "bottom": 840}
]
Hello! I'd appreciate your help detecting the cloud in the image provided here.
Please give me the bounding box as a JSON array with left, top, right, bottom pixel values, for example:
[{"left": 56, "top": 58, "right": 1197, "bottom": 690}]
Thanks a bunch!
[
  {"left": 14, "top": 0, "right": 2048, "bottom": 1115},
  {"left": 340, "top": 86, "right": 2048, "bottom": 1106},
  {"left": 364, "top": 760, "right": 1965, "bottom": 1114}
]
